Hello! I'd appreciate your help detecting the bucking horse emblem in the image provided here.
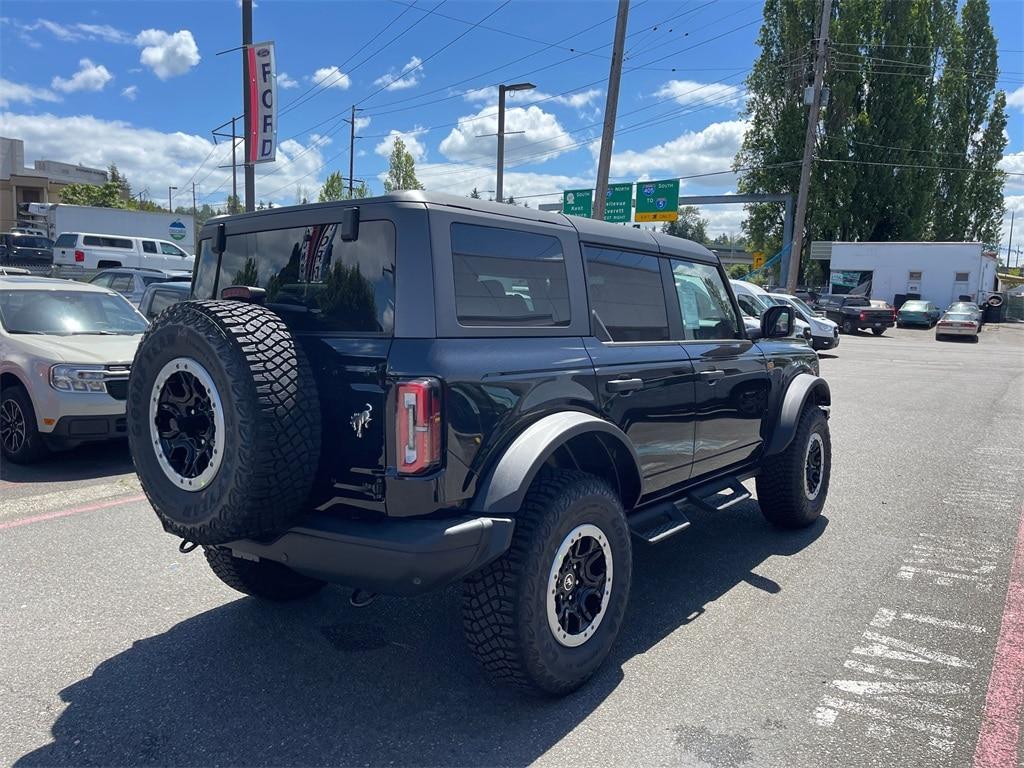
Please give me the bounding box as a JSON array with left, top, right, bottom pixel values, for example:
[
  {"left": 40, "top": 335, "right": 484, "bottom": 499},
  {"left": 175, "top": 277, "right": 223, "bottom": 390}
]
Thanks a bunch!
[{"left": 351, "top": 403, "right": 373, "bottom": 438}]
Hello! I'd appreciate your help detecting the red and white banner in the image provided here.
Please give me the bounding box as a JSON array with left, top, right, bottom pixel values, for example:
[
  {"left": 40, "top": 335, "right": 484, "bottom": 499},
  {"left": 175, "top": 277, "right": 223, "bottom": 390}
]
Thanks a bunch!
[{"left": 246, "top": 41, "right": 277, "bottom": 164}]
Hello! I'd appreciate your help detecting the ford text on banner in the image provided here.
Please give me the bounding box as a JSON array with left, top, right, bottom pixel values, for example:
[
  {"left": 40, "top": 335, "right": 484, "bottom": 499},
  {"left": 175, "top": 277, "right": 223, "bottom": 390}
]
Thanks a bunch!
[{"left": 247, "top": 41, "right": 277, "bottom": 164}]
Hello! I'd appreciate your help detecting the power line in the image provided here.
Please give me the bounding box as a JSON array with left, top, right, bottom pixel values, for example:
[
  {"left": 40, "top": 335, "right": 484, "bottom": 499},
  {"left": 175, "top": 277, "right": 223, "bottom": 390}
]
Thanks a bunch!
[{"left": 817, "top": 157, "right": 1022, "bottom": 176}]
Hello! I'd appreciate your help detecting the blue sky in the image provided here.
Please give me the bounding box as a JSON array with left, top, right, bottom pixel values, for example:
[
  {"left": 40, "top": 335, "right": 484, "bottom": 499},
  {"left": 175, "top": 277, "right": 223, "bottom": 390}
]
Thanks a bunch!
[{"left": 1, "top": 0, "right": 1022, "bottom": 243}]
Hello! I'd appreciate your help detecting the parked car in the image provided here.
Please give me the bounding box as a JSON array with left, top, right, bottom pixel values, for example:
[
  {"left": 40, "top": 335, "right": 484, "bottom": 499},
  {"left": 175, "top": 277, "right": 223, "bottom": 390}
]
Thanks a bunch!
[
  {"left": 0, "top": 233, "right": 54, "bottom": 265},
  {"left": 935, "top": 311, "right": 980, "bottom": 342},
  {"left": 0, "top": 275, "right": 149, "bottom": 463},
  {"left": 946, "top": 301, "right": 983, "bottom": 324},
  {"left": 817, "top": 294, "right": 896, "bottom": 335},
  {"left": 769, "top": 292, "right": 840, "bottom": 351},
  {"left": 139, "top": 279, "right": 191, "bottom": 320},
  {"left": 896, "top": 300, "right": 942, "bottom": 327},
  {"left": 52, "top": 232, "right": 195, "bottom": 273},
  {"left": 89, "top": 267, "right": 191, "bottom": 307},
  {"left": 730, "top": 280, "right": 813, "bottom": 344},
  {"left": 126, "top": 192, "right": 832, "bottom": 696}
]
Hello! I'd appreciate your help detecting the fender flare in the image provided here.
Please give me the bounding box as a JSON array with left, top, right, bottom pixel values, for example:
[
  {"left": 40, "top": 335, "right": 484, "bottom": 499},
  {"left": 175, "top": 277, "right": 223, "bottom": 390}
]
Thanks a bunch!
[
  {"left": 764, "top": 373, "right": 831, "bottom": 457},
  {"left": 470, "top": 411, "right": 643, "bottom": 516}
]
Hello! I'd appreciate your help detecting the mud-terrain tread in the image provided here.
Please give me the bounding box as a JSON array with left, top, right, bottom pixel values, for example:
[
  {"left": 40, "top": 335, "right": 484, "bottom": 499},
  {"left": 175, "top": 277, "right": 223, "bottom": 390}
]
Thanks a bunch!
[
  {"left": 756, "top": 405, "right": 830, "bottom": 529},
  {"left": 203, "top": 546, "right": 325, "bottom": 601},
  {"left": 462, "top": 469, "right": 630, "bottom": 695},
  {"left": 128, "top": 300, "right": 321, "bottom": 544}
]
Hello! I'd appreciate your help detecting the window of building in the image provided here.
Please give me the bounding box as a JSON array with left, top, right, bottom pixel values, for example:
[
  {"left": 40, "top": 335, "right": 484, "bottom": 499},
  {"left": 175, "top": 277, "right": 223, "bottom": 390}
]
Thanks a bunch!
[
  {"left": 954, "top": 272, "right": 970, "bottom": 282},
  {"left": 671, "top": 260, "right": 741, "bottom": 341},
  {"left": 908, "top": 271, "right": 922, "bottom": 281},
  {"left": 584, "top": 246, "right": 668, "bottom": 342},
  {"left": 451, "top": 223, "right": 570, "bottom": 327},
  {"left": 194, "top": 220, "right": 396, "bottom": 335}
]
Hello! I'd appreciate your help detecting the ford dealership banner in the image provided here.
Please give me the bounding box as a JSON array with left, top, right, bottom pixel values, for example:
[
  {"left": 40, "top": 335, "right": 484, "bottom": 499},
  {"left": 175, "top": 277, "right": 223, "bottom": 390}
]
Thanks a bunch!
[{"left": 247, "top": 41, "right": 277, "bottom": 164}]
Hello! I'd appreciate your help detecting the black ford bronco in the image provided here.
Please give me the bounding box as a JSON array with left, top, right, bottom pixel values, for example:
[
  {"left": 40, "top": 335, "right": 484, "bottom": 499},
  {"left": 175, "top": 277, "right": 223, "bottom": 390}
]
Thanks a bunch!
[{"left": 127, "top": 192, "right": 831, "bottom": 695}]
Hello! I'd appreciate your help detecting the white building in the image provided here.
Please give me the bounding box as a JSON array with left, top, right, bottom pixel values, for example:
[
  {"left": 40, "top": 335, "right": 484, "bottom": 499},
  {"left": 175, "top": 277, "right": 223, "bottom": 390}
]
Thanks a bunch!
[{"left": 815, "top": 241, "right": 999, "bottom": 306}]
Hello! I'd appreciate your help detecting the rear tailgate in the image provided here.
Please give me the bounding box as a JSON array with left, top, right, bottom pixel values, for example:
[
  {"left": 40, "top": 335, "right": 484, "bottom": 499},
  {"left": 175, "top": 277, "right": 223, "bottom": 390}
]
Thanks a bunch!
[{"left": 857, "top": 307, "right": 894, "bottom": 325}]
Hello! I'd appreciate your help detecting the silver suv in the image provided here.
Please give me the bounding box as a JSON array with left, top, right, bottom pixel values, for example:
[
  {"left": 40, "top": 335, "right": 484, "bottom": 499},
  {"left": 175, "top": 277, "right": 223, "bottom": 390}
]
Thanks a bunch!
[{"left": 0, "top": 275, "right": 149, "bottom": 463}]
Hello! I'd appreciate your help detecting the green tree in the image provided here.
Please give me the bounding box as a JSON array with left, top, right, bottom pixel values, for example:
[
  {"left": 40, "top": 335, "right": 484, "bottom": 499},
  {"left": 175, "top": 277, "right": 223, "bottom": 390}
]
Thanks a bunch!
[
  {"left": 727, "top": 263, "right": 751, "bottom": 279},
  {"left": 469, "top": 187, "right": 482, "bottom": 199},
  {"left": 318, "top": 171, "right": 346, "bottom": 202},
  {"left": 662, "top": 206, "right": 708, "bottom": 242},
  {"left": 382, "top": 137, "right": 423, "bottom": 192},
  {"left": 226, "top": 194, "right": 241, "bottom": 215},
  {"left": 107, "top": 163, "right": 131, "bottom": 200},
  {"left": 58, "top": 181, "right": 128, "bottom": 208}
]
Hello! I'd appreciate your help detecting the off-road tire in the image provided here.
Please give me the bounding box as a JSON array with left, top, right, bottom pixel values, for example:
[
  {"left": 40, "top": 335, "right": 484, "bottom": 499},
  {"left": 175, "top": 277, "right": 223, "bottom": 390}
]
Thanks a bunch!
[
  {"left": 756, "top": 406, "right": 831, "bottom": 529},
  {"left": 872, "top": 328, "right": 886, "bottom": 336},
  {"left": 462, "top": 470, "right": 632, "bottom": 696},
  {"left": 128, "top": 300, "right": 321, "bottom": 545},
  {"left": 0, "top": 384, "right": 49, "bottom": 464},
  {"left": 203, "top": 546, "right": 325, "bottom": 601}
]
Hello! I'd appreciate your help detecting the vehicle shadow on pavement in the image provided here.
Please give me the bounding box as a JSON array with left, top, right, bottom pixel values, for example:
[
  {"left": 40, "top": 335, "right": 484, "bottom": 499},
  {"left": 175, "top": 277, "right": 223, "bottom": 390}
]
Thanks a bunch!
[
  {"left": 16, "top": 501, "right": 826, "bottom": 767},
  {"left": 0, "top": 440, "right": 133, "bottom": 483}
]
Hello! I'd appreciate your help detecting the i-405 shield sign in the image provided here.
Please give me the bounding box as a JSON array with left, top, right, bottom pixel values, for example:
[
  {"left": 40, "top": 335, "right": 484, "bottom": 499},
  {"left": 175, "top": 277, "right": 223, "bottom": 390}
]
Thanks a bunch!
[
  {"left": 247, "top": 41, "right": 277, "bottom": 164},
  {"left": 635, "top": 179, "right": 679, "bottom": 222}
]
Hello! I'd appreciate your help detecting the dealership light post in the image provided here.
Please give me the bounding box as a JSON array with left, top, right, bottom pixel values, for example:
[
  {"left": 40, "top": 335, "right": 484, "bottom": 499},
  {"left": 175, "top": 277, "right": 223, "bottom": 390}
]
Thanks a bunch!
[
  {"left": 495, "top": 82, "right": 535, "bottom": 203},
  {"left": 168, "top": 186, "right": 177, "bottom": 212}
]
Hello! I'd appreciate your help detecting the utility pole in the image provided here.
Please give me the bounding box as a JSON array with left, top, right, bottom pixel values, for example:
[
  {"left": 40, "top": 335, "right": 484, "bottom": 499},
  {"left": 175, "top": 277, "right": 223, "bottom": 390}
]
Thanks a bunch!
[
  {"left": 242, "top": 0, "right": 255, "bottom": 212},
  {"left": 192, "top": 182, "right": 197, "bottom": 216},
  {"left": 592, "top": 0, "right": 630, "bottom": 221},
  {"left": 785, "top": 0, "right": 833, "bottom": 293},
  {"left": 231, "top": 116, "right": 239, "bottom": 213},
  {"left": 493, "top": 82, "right": 534, "bottom": 203},
  {"left": 168, "top": 186, "right": 177, "bottom": 212},
  {"left": 1007, "top": 210, "right": 1014, "bottom": 263},
  {"left": 344, "top": 105, "right": 363, "bottom": 196}
]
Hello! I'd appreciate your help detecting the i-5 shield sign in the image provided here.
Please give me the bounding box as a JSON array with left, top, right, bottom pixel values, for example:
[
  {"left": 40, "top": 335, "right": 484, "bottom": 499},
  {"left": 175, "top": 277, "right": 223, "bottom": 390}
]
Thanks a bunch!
[
  {"left": 635, "top": 179, "right": 679, "bottom": 222},
  {"left": 562, "top": 189, "right": 593, "bottom": 218},
  {"left": 603, "top": 183, "right": 633, "bottom": 223}
]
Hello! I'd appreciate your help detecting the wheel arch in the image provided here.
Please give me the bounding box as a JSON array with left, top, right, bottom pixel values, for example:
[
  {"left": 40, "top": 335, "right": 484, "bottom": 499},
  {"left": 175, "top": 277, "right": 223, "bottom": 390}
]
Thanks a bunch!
[
  {"left": 764, "top": 373, "right": 831, "bottom": 457},
  {"left": 470, "top": 411, "right": 643, "bottom": 515}
]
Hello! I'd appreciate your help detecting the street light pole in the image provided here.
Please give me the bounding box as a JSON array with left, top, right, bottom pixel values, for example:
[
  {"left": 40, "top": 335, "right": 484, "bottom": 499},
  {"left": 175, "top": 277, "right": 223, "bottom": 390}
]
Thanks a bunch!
[
  {"left": 495, "top": 82, "right": 535, "bottom": 203},
  {"left": 168, "top": 186, "right": 177, "bottom": 212}
]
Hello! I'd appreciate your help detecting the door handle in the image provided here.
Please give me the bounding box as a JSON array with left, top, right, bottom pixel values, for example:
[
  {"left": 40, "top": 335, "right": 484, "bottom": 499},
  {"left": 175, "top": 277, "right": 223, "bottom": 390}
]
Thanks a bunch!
[
  {"left": 699, "top": 369, "right": 725, "bottom": 383},
  {"left": 606, "top": 378, "right": 643, "bottom": 393}
]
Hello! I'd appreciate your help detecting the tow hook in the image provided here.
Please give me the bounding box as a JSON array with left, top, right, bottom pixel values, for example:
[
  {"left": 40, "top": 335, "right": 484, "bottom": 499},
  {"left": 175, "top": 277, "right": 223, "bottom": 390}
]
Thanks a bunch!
[
  {"left": 179, "top": 539, "right": 200, "bottom": 554},
  {"left": 350, "top": 589, "right": 379, "bottom": 608}
]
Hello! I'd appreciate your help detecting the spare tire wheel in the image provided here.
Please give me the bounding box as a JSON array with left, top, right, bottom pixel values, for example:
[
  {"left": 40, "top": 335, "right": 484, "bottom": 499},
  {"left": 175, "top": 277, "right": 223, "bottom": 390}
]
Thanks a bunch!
[{"left": 127, "top": 300, "right": 321, "bottom": 544}]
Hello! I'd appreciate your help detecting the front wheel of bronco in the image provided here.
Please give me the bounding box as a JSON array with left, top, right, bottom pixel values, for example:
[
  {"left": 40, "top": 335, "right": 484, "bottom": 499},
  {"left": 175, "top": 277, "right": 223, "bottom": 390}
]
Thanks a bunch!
[
  {"left": 756, "top": 406, "right": 831, "bottom": 529},
  {"left": 203, "top": 547, "right": 326, "bottom": 601},
  {"left": 462, "top": 470, "right": 632, "bottom": 695}
]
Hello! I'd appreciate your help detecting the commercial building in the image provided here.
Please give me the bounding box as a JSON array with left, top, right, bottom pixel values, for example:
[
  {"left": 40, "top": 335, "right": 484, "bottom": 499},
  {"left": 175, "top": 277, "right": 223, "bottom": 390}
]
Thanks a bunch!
[
  {"left": 812, "top": 241, "right": 999, "bottom": 307},
  {"left": 0, "top": 137, "right": 107, "bottom": 232}
]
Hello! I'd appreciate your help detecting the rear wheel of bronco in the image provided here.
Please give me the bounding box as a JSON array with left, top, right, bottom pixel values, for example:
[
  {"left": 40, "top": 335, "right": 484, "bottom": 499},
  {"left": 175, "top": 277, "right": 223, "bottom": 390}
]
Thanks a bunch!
[
  {"left": 203, "top": 547, "right": 326, "bottom": 601},
  {"left": 756, "top": 406, "right": 831, "bottom": 529},
  {"left": 462, "top": 470, "right": 632, "bottom": 695},
  {"left": 127, "top": 300, "right": 321, "bottom": 545}
]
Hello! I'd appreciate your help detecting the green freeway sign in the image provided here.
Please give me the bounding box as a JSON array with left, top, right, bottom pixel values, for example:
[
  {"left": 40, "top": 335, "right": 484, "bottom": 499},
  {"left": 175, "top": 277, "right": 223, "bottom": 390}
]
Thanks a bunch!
[
  {"left": 635, "top": 178, "right": 680, "bottom": 222},
  {"left": 562, "top": 188, "right": 592, "bottom": 218},
  {"left": 603, "top": 182, "right": 633, "bottom": 223}
]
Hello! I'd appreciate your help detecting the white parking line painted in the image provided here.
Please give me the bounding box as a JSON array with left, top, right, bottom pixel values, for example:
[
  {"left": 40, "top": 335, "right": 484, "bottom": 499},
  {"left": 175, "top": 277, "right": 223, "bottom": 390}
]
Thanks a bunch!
[{"left": 0, "top": 478, "right": 142, "bottom": 523}]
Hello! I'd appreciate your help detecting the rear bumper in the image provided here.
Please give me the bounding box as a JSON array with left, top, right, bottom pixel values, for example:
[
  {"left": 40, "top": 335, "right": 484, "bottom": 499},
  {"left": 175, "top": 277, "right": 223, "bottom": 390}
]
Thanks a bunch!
[
  {"left": 936, "top": 326, "right": 978, "bottom": 337},
  {"left": 227, "top": 513, "right": 515, "bottom": 595}
]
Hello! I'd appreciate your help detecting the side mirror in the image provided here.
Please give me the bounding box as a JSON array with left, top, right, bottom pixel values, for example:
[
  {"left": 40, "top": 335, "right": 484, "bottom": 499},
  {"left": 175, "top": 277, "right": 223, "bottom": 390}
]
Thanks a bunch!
[
  {"left": 761, "top": 305, "right": 794, "bottom": 338},
  {"left": 214, "top": 222, "right": 226, "bottom": 255},
  {"left": 340, "top": 206, "right": 360, "bottom": 242}
]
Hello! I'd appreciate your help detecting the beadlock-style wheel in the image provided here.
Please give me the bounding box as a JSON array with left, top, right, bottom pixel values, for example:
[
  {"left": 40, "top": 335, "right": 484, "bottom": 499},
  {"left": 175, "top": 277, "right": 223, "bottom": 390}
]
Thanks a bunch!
[
  {"left": 804, "top": 432, "right": 825, "bottom": 501},
  {"left": 546, "top": 523, "right": 613, "bottom": 648},
  {"left": 149, "top": 357, "right": 225, "bottom": 492}
]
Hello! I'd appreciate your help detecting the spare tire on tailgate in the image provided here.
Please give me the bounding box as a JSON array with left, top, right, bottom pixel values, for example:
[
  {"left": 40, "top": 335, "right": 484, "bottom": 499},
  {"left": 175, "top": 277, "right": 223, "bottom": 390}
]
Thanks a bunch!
[{"left": 127, "top": 300, "right": 321, "bottom": 545}]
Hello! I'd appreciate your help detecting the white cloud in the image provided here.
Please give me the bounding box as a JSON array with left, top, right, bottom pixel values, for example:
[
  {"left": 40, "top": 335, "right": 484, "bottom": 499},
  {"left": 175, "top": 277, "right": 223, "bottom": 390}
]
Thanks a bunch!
[
  {"left": 355, "top": 115, "right": 372, "bottom": 131},
  {"left": 463, "top": 86, "right": 602, "bottom": 113},
  {"left": 0, "top": 78, "right": 60, "bottom": 107},
  {"left": 277, "top": 72, "right": 299, "bottom": 89},
  {"left": 0, "top": 111, "right": 330, "bottom": 208},
  {"left": 74, "top": 22, "right": 130, "bottom": 43},
  {"left": 440, "top": 105, "right": 576, "bottom": 165},
  {"left": 135, "top": 29, "right": 200, "bottom": 80},
  {"left": 1001, "top": 151, "right": 1024, "bottom": 194},
  {"left": 374, "top": 56, "right": 424, "bottom": 91},
  {"left": 51, "top": 59, "right": 113, "bottom": 94},
  {"left": 121, "top": 85, "right": 138, "bottom": 101},
  {"left": 310, "top": 66, "right": 350, "bottom": 90},
  {"left": 1006, "top": 86, "right": 1024, "bottom": 114},
  {"left": 600, "top": 119, "right": 749, "bottom": 181},
  {"left": 375, "top": 128, "right": 427, "bottom": 162},
  {"left": 654, "top": 80, "right": 745, "bottom": 108},
  {"left": 4, "top": 17, "right": 131, "bottom": 44}
]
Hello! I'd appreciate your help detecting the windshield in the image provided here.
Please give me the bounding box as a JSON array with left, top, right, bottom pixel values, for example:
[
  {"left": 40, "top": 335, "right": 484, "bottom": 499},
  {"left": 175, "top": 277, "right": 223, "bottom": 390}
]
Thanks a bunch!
[
  {"left": 786, "top": 296, "right": 817, "bottom": 316},
  {"left": 0, "top": 289, "right": 148, "bottom": 335},
  {"left": 949, "top": 302, "right": 977, "bottom": 311},
  {"left": 11, "top": 236, "right": 52, "bottom": 249},
  {"left": 902, "top": 301, "right": 928, "bottom": 310}
]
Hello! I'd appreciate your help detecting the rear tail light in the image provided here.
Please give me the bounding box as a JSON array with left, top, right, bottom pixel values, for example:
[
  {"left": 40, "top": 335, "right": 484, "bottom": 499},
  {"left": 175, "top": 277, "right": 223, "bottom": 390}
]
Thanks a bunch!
[
  {"left": 396, "top": 378, "right": 442, "bottom": 475},
  {"left": 859, "top": 312, "right": 866, "bottom": 321},
  {"left": 74, "top": 249, "right": 85, "bottom": 262}
]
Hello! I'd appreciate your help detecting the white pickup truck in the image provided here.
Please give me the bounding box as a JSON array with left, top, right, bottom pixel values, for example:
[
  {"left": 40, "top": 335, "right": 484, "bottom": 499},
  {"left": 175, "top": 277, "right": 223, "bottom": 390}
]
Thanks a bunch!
[{"left": 52, "top": 232, "right": 194, "bottom": 274}]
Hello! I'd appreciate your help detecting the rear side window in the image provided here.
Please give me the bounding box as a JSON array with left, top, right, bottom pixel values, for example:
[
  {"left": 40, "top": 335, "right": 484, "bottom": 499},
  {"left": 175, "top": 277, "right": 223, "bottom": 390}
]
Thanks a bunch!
[
  {"left": 55, "top": 234, "right": 77, "bottom": 248},
  {"left": 142, "top": 241, "right": 158, "bottom": 254},
  {"left": 451, "top": 223, "right": 570, "bottom": 327},
  {"left": 83, "top": 236, "right": 132, "bottom": 249},
  {"left": 584, "top": 246, "right": 668, "bottom": 342},
  {"left": 147, "top": 289, "right": 181, "bottom": 318},
  {"left": 194, "top": 219, "right": 396, "bottom": 335},
  {"left": 108, "top": 274, "right": 134, "bottom": 294}
]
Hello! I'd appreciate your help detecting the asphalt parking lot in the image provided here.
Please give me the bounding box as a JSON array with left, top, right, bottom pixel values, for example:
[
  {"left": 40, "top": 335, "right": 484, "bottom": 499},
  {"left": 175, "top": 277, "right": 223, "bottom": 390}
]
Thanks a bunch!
[{"left": 2, "top": 323, "right": 1022, "bottom": 768}]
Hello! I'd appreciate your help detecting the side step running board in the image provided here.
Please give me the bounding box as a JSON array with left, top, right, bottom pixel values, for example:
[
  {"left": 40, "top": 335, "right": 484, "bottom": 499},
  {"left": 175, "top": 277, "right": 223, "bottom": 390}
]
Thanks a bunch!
[{"left": 628, "top": 477, "right": 752, "bottom": 545}]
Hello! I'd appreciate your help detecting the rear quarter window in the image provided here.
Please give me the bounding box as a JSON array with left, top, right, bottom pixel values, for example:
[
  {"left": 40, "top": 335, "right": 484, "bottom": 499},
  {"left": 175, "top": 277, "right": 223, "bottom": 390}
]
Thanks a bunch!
[{"left": 54, "top": 234, "right": 77, "bottom": 248}]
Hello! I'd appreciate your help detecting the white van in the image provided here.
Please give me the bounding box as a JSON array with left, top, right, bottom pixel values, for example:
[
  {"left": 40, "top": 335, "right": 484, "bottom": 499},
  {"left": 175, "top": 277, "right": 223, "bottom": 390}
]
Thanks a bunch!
[
  {"left": 52, "top": 232, "right": 195, "bottom": 273},
  {"left": 730, "top": 279, "right": 813, "bottom": 344}
]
